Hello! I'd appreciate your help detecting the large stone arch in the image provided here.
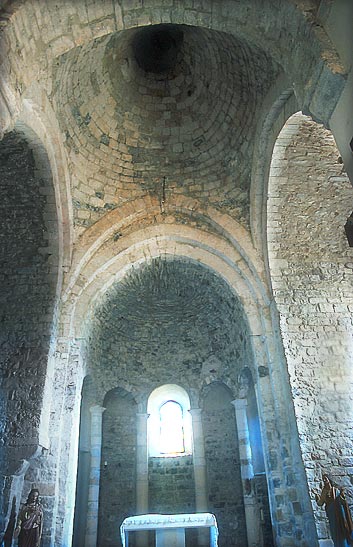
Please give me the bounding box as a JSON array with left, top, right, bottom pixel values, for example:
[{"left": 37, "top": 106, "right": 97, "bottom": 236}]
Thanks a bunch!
[
  {"left": 51, "top": 198, "right": 318, "bottom": 545},
  {"left": 98, "top": 387, "right": 138, "bottom": 546},
  {"left": 0, "top": 120, "right": 61, "bottom": 541},
  {"left": 62, "top": 195, "right": 269, "bottom": 343},
  {"left": 250, "top": 85, "right": 299, "bottom": 255},
  {"left": 0, "top": 3, "right": 351, "bottom": 546},
  {"left": 18, "top": 91, "right": 74, "bottom": 267},
  {"left": 63, "top": 195, "right": 266, "bottom": 310},
  {"left": 267, "top": 111, "right": 353, "bottom": 545},
  {"left": 0, "top": 97, "right": 74, "bottom": 546}
]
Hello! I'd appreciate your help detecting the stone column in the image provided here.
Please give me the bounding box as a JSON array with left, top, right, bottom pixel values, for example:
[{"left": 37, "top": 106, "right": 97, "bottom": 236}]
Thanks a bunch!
[
  {"left": 189, "top": 408, "right": 208, "bottom": 511},
  {"left": 136, "top": 412, "right": 149, "bottom": 547},
  {"left": 231, "top": 399, "right": 263, "bottom": 547},
  {"left": 189, "top": 408, "right": 208, "bottom": 547},
  {"left": 85, "top": 405, "right": 105, "bottom": 547}
]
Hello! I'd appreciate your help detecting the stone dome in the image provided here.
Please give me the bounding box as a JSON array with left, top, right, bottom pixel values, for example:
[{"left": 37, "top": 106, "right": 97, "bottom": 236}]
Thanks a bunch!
[{"left": 54, "top": 24, "right": 279, "bottom": 227}]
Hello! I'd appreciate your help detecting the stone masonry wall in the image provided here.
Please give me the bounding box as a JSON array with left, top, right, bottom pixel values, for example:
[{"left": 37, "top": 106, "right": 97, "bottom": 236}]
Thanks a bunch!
[
  {"left": 149, "top": 455, "right": 195, "bottom": 514},
  {"left": 87, "top": 259, "right": 252, "bottom": 400},
  {"left": 84, "top": 258, "right": 253, "bottom": 544},
  {"left": 99, "top": 389, "right": 137, "bottom": 547},
  {"left": 267, "top": 113, "right": 353, "bottom": 540},
  {"left": 0, "top": 3, "right": 350, "bottom": 546},
  {"left": 0, "top": 129, "right": 58, "bottom": 538},
  {"left": 201, "top": 382, "right": 247, "bottom": 547},
  {"left": 53, "top": 25, "right": 279, "bottom": 232}
]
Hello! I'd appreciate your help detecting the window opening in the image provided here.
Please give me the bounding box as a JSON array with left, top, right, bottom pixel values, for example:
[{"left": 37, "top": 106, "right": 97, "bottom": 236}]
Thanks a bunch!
[
  {"left": 147, "top": 384, "right": 192, "bottom": 457},
  {"left": 159, "top": 400, "right": 185, "bottom": 454}
]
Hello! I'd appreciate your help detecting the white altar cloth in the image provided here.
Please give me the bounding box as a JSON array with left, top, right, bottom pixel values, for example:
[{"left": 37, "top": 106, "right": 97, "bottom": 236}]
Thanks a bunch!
[{"left": 120, "top": 513, "right": 218, "bottom": 547}]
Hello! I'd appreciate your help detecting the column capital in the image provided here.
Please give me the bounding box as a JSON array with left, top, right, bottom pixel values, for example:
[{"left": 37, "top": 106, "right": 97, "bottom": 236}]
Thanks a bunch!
[
  {"left": 89, "top": 404, "right": 106, "bottom": 416},
  {"left": 231, "top": 398, "right": 247, "bottom": 411},
  {"left": 136, "top": 412, "right": 149, "bottom": 418},
  {"left": 189, "top": 407, "right": 202, "bottom": 417}
]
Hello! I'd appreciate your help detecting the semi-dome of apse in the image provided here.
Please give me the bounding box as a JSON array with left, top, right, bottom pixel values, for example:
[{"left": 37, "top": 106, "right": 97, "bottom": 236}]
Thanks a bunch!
[
  {"left": 53, "top": 24, "right": 280, "bottom": 229},
  {"left": 85, "top": 258, "right": 251, "bottom": 392}
]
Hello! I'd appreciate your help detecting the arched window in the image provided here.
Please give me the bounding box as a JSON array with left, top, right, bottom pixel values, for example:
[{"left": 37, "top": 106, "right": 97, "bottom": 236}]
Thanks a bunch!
[
  {"left": 148, "top": 385, "right": 192, "bottom": 457},
  {"left": 159, "top": 400, "right": 185, "bottom": 454}
]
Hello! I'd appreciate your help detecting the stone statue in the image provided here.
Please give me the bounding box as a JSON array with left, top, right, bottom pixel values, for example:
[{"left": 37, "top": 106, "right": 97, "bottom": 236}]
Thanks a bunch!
[
  {"left": 14, "top": 488, "right": 43, "bottom": 547},
  {"left": 315, "top": 474, "right": 353, "bottom": 547},
  {"left": 237, "top": 367, "right": 252, "bottom": 398}
]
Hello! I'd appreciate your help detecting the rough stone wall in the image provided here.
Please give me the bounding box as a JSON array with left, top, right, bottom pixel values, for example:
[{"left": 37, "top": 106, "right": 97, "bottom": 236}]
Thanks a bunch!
[
  {"left": 0, "top": 128, "right": 58, "bottom": 538},
  {"left": 0, "top": 1, "right": 343, "bottom": 138},
  {"left": 0, "top": 4, "right": 350, "bottom": 547},
  {"left": 98, "top": 389, "right": 137, "bottom": 547},
  {"left": 82, "top": 258, "right": 254, "bottom": 543},
  {"left": 53, "top": 25, "right": 279, "bottom": 231},
  {"left": 253, "top": 474, "right": 274, "bottom": 547},
  {"left": 267, "top": 113, "right": 353, "bottom": 540},
  {"left": 201, "top": 382, "right": 247, "bottom": 547},
  {"left": 149, "top": 455, "right": 195, "bottom": 514},
  {"left": 86, "top": 258, "right": 252, "bottom": 399}
]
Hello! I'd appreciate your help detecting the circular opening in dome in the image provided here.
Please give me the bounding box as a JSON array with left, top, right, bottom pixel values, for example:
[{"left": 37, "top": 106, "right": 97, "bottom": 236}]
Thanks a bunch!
[{"left": 132, "top": 24, "right": 184, "bottom": 74}]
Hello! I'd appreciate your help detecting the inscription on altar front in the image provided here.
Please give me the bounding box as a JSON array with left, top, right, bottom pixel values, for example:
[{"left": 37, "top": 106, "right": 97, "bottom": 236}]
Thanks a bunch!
[{"left": 120, "top": 513, "right": 219, "bottom": 547}]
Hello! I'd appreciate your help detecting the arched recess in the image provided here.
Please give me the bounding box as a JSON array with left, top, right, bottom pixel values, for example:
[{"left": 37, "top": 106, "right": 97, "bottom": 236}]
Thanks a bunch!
[
  {"left": 57, "top": 208, "right": 319, "bottom": 547},
  {"left": 147, "top": 384, "right": 195, "bottom": 520},
  {"left": 98, "top": 388, "right": 137, "bottom": 547},
  {"left": 200, "top": 381, "right": 246, "bottom": 547},
  {"left": 76, "top": 255, "right": 263, "bottom": 547},
  {"left": 267, "top": 112, "right": 353, "bottom": 544},
  {"left": 0, "top": 122, "right": 60, "bottom": 540},
  {"left": 15, "top": 94, "right": 73, "bottom": 450},
  {"left": 73, "top": 380, "right": 138, "bottom": 547}
]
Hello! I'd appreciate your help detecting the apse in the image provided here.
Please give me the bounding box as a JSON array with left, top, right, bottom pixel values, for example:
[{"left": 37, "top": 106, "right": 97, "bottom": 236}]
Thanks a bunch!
[{"left": 73, "top": 257, "right": 269, "bottom": 547}]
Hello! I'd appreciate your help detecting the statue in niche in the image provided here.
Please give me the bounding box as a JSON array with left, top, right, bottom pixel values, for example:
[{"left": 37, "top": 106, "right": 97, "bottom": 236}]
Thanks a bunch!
[
  {"left": 315, "top": 474, "right": 353, "bottom": 547},
  {"left": 14, "top": 488, "right": 43, "bottom": 547},
  {"left": 237, "top": 367, "right": 252, "bottom": 399}
]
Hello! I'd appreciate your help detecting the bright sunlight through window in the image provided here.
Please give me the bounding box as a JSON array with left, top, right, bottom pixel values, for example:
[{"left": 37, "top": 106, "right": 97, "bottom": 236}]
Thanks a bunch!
[
  {"left": 160, "top": 400, "right": 185, "bottom": 454},
  {"left": 148, "top": 384, "right": 192, "bottom": 457}
]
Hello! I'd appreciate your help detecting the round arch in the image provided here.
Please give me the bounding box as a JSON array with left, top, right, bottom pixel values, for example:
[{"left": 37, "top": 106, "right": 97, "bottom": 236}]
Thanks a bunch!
[
  {"left": 147, "top": 384, "right": 192, "bottom": 457},
  {"left": 250, "top": 87, "right": 299, "bottom": 256},
  {"left": 267, "top": 110, "right": 353, "bottom": 544},
  {"left": 18, "top": 91, "right": 73, "bottom": 268},
  {"left": 55, "top": 219, "right": 319, "bottom": 546},
  {"left": 0, "top": 118, "right": 62, "bottom": 538},
  {"left": 60, "top": 194, "right": 269, "bottom": 340},
  {"left": 67, "top": 226, "right": 269, "bottom": 344}
]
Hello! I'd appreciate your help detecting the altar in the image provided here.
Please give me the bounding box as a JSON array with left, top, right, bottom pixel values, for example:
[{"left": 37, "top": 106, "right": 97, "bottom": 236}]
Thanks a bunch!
[{"left": 120, "top": 513, "right": 218, "bottom": 547}]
